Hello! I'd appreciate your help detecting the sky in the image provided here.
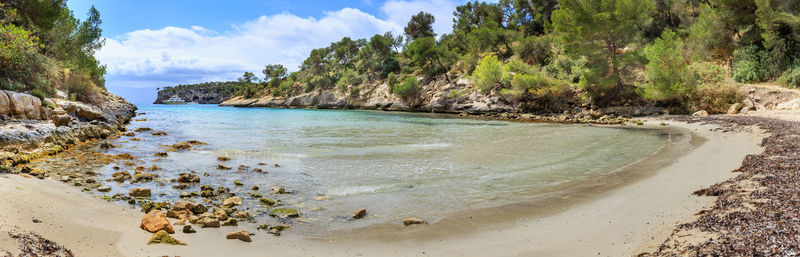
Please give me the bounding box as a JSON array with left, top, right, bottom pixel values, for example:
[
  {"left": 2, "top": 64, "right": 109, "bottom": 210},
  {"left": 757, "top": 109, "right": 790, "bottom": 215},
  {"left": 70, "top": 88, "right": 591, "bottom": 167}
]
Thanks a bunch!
[{"left": 66, "top": 0, "right": 480, "bottom": 104}]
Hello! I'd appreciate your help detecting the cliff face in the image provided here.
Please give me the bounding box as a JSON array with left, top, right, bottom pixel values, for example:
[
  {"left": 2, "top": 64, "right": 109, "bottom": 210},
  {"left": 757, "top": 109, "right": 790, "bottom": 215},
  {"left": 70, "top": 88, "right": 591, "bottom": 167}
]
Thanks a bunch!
[
  {"left": 0, "top": 91, "right": 136, "bottom": 166},
  {"left": 154, "top": 82, "right": 239, "bottom": 104}
]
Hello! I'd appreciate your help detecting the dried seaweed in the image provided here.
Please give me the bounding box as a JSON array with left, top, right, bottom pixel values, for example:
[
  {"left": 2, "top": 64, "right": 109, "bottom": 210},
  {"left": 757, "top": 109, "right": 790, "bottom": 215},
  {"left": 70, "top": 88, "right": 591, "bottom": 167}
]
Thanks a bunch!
[{"left": 6, "top": 231, "right": 73, "bottom": 257}]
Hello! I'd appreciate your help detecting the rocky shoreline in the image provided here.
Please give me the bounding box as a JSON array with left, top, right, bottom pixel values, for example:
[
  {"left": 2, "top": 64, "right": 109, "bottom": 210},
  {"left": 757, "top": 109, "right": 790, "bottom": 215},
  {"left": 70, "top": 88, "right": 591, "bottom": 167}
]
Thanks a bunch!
[
  {"left": 0, "top": 91, "right": 137, "bottom": 167},
  {"left": 644, "top": 115, "right": 800, "bottom": 256}
]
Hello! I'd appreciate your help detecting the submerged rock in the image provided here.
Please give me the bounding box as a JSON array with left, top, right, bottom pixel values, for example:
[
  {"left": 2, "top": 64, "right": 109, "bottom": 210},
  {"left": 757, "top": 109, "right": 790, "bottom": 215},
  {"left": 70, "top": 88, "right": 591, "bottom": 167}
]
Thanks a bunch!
[
  {"left": 182, "top": 225, "right": 196, "bottom": 234},
  {"left": 225, "top": 231, "right": 252, "bottom": 242},
  {"left": 154, "top": 152, "right": 168, "bottom": 157},
  {"left": 259, "top": 198, "right": 275, "bottom": 206},
  {"left": 269, "top": 208, "right": 299, "bottom": 218},
  {"left": 147, "top": 230, "right": 185, "bottom": 245},
  {"left": 96, "top": 186, "right": 111, "bottom": 192},
  {"left": 129, "top": 187, "right": 151, "bottom": 198},
  {"left": 352, "top": 209, "right": 367, "bottom": 219},
  {"left": 217, "top": 164, "right": 231, "bottom": 170},
  {"left": 140, "top": 210, "right": 174, "bottom": 233},
  {"left": 223, "top": 196, "right": 242, "bottom": 207},
  {"left": 177, "top": 173, "right": 200, "bottom": 183},
  {"left": 151, "top": 131, "right": 168, "bottom": 136},
  {"left": 171, "top": 142, "right": 192, "bottom": 150},
  {"left": 217, "top": 156, "right": 230, "bottom": 161},
  {"left": 134, "top": 127, "right": 152, "bottom": 132},
  {"left": 403, "top": 217, "right": 427, "bottom": 226}
]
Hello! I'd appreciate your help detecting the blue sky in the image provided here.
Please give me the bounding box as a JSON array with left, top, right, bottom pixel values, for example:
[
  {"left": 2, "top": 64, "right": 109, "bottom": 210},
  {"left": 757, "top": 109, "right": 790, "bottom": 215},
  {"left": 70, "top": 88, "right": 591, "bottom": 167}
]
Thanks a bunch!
[{"left": 66, "top": 0, "right": 474, "bottom": 104}]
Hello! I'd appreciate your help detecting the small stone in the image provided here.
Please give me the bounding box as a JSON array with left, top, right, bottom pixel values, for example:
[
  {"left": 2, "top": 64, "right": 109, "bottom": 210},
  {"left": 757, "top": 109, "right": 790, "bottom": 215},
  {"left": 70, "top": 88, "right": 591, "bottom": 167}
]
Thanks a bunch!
[
  {"left": 271, "top": 187, "right": 286, "bottom": 194},
  {"left": 226, "top": 231, "right": 252, "bottom": 242},
  {"left": 182, "top": 225, "right": 196, "bottom": 233},
  {"left": 217, "top": 164, "right": 231, "bottom": 170},
  {"left": 692, "top": 110, "right": 709, "bottom": 117},
  {"left": 251, "top": 185, "right": 259, "bottom": 190},
  {"left": 351, "top": 208, "right": 367, "bottom": 219},
  {"left": 233, "top": 180, "right": 243, "bottom": 186},
  {"left": 217, "top": 156, "right": 230, "bottom": 161},
  {"left": 198, "top": 217, "right": 220, "bottom": 228},
  {"left": 97, "top": 186, "right": 111, "bottom": 192},
  {"left": 259, "top": 198, "right": 275, "bottom": 206},
  {"left": 221, "top": 218, "right": 238, "bottom": 226},
  {"left": 177, "top": 173, "right": 200, "bottom": 183},
  {"left": 154, "top": 152, "right": 168, "bottom": 157},
  {"left": 147, "top": 230, "right": 186, "bottom": 245},
  {"left": 403, "top": 217, "right": 427, "bottom": 226}
]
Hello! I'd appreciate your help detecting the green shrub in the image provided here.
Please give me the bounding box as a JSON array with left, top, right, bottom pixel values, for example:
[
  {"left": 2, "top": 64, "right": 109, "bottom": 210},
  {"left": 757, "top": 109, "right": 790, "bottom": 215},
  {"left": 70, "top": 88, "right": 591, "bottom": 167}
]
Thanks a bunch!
[
  {"left": 65, "top": 74, "right": 102, "bottom": 105},
  {"left": 779, "top": 66, "right": 800, "bottom": 88},
  {"left": 639, "top": 30, "right": 691, "bottom": 101},
  {"left": 0, "top": 24, "right": 40, "bottom": 68},
  {"left": 336, "top": 69, "right": 362, "bottom": 92},
  {"left": 511, "top": 73, "right": 547, "bottom": 92},
  {"left": 731, "top": 45, "right": 778, "bottom": 83},
  {"left": 349, "top": 87, "right": 359, "bottom": 98},
  {"left": 392, "top": 76, "right": 419, "bottom": 98},
  {"left": 471, "top": 54, "right": 508, "bottom": 93},
  {"left": 687, "top": 83, "right": 742, "bottom": 113},
  {"left": 514, "top": 35, "right": 551, "bottom": 66},
  {"left": 275, "top": 79, "right": 293, "bottom": 96},
  {"left": 30, "top": 89, "right": 47, "bottom": 100},
  {"left": 386, "top": 72, "right": 400, "bottom": 88},
  {"left": 544, "top": 54, "right": 585, "bottom": 83},
  {"left": 687, "top": 62, "right": 727, "bottom": 85},
  {"left": 505, "top": 58, "right": 536, "bottom": 75},
  {"left": 447, "top": 89, "right": 467, "bottom": 99}
]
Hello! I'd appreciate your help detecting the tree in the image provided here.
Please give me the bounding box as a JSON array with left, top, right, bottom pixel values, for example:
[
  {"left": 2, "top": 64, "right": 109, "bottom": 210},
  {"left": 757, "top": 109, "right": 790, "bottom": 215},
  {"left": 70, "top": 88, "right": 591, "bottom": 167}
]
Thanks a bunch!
[
  {"left": 238, "top": 72, "right": 259, "bottom": 84},
  {"left": 552, "top": 0, "right": 653, "bottom": 104},
  {"left": 405, "top": 12, "right": 436, "bottom": 40},
  {"left": 262, "top": 64, "right": 287, "bottom": 82},
  {"left": 640, "top": 29, "right": 691, "bottom": 101},
  {"left": 406, "top": 37, "right": 454, "bottom": 83},
  {"left": 499, "top": 0, "right": 559, "bottom": 36}
]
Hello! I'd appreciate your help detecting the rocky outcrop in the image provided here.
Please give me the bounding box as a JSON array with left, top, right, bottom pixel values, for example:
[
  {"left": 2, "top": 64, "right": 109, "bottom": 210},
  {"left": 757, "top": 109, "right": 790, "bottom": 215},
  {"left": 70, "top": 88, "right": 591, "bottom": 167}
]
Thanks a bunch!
[
  {"left": 0, "top": 90, "right": 136, "bottom": 166},
  {"left": 154, "top": 82, "right": 240, "bottom": 104}
]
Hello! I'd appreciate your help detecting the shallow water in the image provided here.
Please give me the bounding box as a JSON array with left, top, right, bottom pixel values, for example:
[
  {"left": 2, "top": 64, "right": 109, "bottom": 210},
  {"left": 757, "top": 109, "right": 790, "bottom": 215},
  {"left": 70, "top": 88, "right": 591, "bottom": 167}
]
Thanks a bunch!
[{"left": 79, "top": 105, "right": 667, "bottom": 235}]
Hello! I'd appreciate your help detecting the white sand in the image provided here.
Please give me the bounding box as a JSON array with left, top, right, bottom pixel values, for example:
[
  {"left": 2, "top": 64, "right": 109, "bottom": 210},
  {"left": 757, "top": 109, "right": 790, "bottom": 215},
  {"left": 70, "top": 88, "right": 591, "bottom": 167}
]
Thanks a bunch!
[{"left": 0, "top": 119, "right": 766, "bottom": 257}]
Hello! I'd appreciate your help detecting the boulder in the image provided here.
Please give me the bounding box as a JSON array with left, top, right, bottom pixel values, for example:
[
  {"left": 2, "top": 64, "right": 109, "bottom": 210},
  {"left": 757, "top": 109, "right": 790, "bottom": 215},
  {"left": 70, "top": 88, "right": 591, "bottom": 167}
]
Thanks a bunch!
[
  {"left": 351, "top": 208, "right": 367, "bottom": 219},
  {"left": 140, "top": 210, "right": 175, "bottom": 233},
  {"left": 692, "top": 110, "right": 709, "bottom": 117},
  {"left": 0, "top": 91, "right": 10, "bottom": 115},
  {"left": 403, "top": 217, "right": 427, "bottom": 226},
  {"left": 112, "top": 171, "right": 131, "bottom": 182},
  {"left": 225, "top": 231, "right": 252, "bottom": 242},
  {"left": 223, "top": 196, "right": 242, "bottom": 207},
  {"left": 777, "top": 98, "right": 800, "bottom": 110},
  {"left": 97, "top": 186, "right": 111, "bottom": 192},
  {"left": 129, "top": 187, "right": 151, "bottom": 197},
  {"left": 5, "top": 90, "right": 43, "bottom": 120}
]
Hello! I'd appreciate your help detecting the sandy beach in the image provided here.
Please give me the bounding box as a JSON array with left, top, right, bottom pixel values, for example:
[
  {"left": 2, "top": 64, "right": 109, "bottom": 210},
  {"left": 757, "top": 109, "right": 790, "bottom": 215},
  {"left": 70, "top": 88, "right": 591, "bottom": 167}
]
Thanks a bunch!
[{"left": 0, "top": 117, "right": 767, "bottom": 257}]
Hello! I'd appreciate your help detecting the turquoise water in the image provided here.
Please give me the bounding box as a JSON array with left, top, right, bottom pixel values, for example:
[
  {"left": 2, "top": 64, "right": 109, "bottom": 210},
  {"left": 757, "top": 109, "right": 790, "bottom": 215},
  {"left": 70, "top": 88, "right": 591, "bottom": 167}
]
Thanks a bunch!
[{"left": 101, "top": 105, "right": 667, "bottom": 235}]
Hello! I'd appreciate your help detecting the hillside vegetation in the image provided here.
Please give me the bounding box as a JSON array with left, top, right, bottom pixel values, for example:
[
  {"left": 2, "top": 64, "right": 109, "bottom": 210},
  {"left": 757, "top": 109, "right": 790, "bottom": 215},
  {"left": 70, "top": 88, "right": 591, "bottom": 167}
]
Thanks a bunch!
[
  {"left": 0, "top": 0, "right": 107, "bottom": 105},
  {"left": 225, "top": 0, "right": 800, "bottom": 114}
]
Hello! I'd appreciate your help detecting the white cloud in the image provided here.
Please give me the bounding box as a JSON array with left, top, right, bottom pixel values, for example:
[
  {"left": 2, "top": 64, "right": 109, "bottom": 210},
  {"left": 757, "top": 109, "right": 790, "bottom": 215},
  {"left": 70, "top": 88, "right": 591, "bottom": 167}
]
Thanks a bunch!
[{"left": 97, "top": 0, "right": 461, "bottom": 103}]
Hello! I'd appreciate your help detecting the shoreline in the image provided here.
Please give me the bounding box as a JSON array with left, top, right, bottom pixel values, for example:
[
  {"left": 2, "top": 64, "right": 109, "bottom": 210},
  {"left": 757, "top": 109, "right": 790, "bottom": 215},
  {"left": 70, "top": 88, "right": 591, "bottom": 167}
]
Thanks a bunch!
[{"left": 0, "top": 114, "right": 767, "bottom": 256}]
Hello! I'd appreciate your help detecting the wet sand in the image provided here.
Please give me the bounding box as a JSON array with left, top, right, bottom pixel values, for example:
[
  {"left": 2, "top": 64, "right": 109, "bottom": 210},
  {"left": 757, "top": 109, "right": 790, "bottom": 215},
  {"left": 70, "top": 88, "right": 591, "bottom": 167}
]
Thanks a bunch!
[{"left": 0, "top": 119, "right": 765, "bottom": 257}]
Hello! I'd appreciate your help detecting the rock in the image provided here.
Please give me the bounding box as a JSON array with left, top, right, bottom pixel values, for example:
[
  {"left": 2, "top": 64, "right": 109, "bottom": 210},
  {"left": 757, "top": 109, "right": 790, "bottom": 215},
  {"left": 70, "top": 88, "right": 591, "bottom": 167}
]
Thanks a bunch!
[
  {"left": 200, "top": 190, "right": 214, "bottom": 198},
  {"left": 4, "top": 90, "right": 43, "bottom": 120},
  {"left": 271, "top": 187, "right": 286, "bottom": 194},
  {"left": 198, "top": 217, "right": 220, "bottom": 228},
  {"left": 147, "top": 230, "right": 186, "bottom": 245},
  {"left": 692, "top": 110, "right": 709, "bottom": 117},
  {"left": 217, "top": 156, "right": 230, "bottom": 161},
  {"left": 351, "top": 209, "right": 367, "bottom": 219},
  {"left": 221, "top": 218, "right": 238, "bottom": 226},
  {"left": 233, "top": 211, "right": 252, "bottom": 219},
  {"left": 167, "top": 210, "right": 191, "bottom": 221},
  {"left": 226, "top": 231, "right": 252, "bottom": 242},
  {"left": 259, "top": 198, "right": 276, "bottom": 206},
  {"left": 182, "top": 225, "right": 196, "bottom": 233},
  {"left": 52, "top": 111, "right": 71, "bottom": 126},
  {"left": 190, "top": 204, "right": 208, "bottom": 215},
  {"left": 269, "top": 208, "right": 299, "bottom": 218},
  {"left": 171, "top": 142, "right": 191, "bottom": 150},
  {"left": 154, "top": 152, "right": 168, "bottom": 157},
  {"left": 267, "top": 224, "right": 291, "bottom": 236},
  {"left": 727, "top": 103, "right": 742, "bottom": 114},
  {"left": 403, "top": 217, "right": 427, "bottom": 226},
  {"left": 132, "top": 172, "right": 154, "bottom": 183},
  {"left": 151, "top": 131, "right": 168, "bottom": 136},
  {"left": 217, "top": 164, "right": 231, "bottom": 170},
  {"left": 223, "top": 196, "right": 242, "bottom": 207},
  {"left": 213, "top": 210, "right": 229, "bottom": 221},
  {"left": 140, "top": 210, "right": 175, "bottom": 233},
  {"left": 129, "top": 187, "right": 151, "bottom": 197},
  {"left": 112, "top": 171, "right": 131, "bottom": 182},
  {"left": 177, "top": 173, "right": 200, "bottom": 183},
  {"left": 97, "top": 186, "right": 111, "bottom": 192},
  {"left": 251, "top": 185, "right": 259, "bottom": 190},
  {"left": 172, "top": 201, "right": 195, "bottom": 211},
  {"left": 777, "top": 98, "right": 800, "bottom": 110}
]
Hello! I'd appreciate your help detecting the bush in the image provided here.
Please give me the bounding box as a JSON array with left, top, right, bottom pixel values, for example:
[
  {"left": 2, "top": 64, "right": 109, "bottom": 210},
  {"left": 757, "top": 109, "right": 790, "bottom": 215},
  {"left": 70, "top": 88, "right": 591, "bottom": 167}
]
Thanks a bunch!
[
  {"left": 386, "top": 72, "right": 400, "bottom": 88},
  {"left": 731, "top": 45, "right": 780, "bottom": 83},
  {"left": 336, "top": 69, "right": 362, "bottom": 92},
  {"left": 471, "top": 54, "right": 508, "bottom": 93},
  {"left": 505, "top": 58, "right": 536, "bottom": 75},
  {"left": 687, "top": 83, "right": 742, "bottom": 113},
  {"left": 544, "top": 54, "right": 585, "bottom": 83},
  {"left": 779, "top": 66, "right": 800, "bottom": 88},
  {"left": 687, "top": 62, "right": 727, "bottom": 85},
  {"left": 514, "top": 35, "right": 551, "bottom": 66},
  {"left": 392, "top": 76, "right": 419, "bottom": 98},
  {"left": 276, "top": 80, "right": 293, "bottom": 96},
  {"left": 511, "top": 73, "right": 547, "bottom": 92},
  {"left": 65, "top": 74, "right": 102, "bottom": 105},
  {"left": 30, "top": 89, "right": 47, "bottom": 100}
]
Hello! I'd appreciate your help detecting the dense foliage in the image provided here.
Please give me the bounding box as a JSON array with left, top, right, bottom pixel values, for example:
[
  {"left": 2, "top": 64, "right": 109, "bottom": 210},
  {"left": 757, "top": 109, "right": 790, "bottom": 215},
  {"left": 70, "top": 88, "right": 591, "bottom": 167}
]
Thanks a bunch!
[
  {"left": 0, "top": 0, "right": 107, "bottom": 104},
  {"left": 225, "top": 0, "right": 800, "bottom": 113}
]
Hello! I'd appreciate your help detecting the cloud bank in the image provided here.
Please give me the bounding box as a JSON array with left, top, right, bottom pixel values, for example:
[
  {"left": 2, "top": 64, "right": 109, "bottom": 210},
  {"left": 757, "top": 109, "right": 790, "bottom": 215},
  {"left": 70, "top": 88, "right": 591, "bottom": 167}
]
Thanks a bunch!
[{"left": 98, "top": 0, "right": 460, "bottom": 103}]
